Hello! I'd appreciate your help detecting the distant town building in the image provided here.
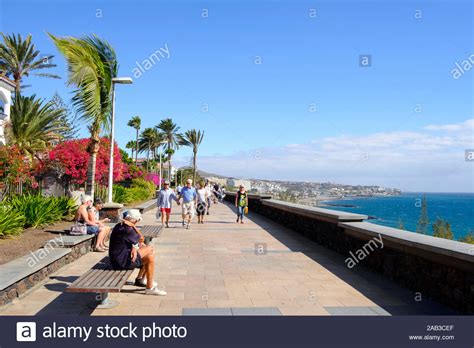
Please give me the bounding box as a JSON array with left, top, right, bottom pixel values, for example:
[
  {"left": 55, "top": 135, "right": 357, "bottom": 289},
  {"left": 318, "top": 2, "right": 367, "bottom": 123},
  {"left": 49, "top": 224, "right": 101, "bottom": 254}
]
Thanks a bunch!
[
  {"left": 206, "top": 177, "right": 227, "bottom": 187},
  {"left": 226, "top": 178, "right": 252, "bottom": 190},
  {"left": 0, "top": 75, "right": 16, "bottom": 145}
]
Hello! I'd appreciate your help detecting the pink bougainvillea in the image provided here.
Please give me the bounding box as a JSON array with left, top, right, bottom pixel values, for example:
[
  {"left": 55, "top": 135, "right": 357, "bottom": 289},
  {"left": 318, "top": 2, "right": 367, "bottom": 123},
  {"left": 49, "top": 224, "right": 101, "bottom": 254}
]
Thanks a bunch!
[
  {"left": 145, "top": 173, "right": 161, "bottom": 186},
  {"left": 45, "top": 138, "right": 126, "bottom": 185},
  {"left": 123, "top": 163, "right": 143, "bottom": 180}
]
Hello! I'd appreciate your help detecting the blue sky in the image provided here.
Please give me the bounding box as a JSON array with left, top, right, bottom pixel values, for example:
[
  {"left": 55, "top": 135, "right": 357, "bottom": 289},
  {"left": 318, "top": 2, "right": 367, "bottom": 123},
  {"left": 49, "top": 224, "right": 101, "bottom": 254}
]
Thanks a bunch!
[{"left": 1, "top": 0, "right": 473, "bottom": 191}]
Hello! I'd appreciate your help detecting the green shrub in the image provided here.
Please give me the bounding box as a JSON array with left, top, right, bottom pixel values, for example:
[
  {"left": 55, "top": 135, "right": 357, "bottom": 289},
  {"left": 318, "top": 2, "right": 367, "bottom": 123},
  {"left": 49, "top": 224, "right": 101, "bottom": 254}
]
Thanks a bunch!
[
  {"left": 55, "top": 196, "right": 78, "bottom": 218},
  {"left": 131, "top": 178, "right": 156, "bottom": 192},
  {"left": 94, "top": 185, "right": 107, "bottom": 203},
  {"left": 129, "top": 178, "right": 156, "bottom": 202},
  {"left": 0, "top": 204, "right": 26, "bottom": 237},
  {"left": 126, "top": 186, "right": 152, "bottom": 202},
  {"left": 113, "top": 185, "right": 128, "bottom": 203},
  {"left": 8, "top": 194, "right": 76, "bottom": 228}
]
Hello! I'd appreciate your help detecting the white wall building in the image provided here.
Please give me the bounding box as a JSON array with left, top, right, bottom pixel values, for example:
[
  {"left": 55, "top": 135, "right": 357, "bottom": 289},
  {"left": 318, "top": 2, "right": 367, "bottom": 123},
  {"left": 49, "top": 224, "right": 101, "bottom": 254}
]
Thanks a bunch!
[
  {"left": 206, "top": 176, "right": 227, "bottom": 187},
  {"left": 0, "top": 76, "right": 16, "bottom": 145},
  {"left": 226, "top": 178, "right": 252, "bottom": 190}
]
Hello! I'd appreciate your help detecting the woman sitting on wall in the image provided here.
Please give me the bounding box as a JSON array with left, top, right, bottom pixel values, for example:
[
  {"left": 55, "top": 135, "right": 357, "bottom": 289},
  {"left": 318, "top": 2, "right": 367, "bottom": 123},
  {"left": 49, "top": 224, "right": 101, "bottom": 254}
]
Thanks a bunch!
[
  {"left": 74, "top": 195, "right": 109, "bottom": 252},
  {"left": 87, "top": 197, "right": 111, "bottom": 251}
]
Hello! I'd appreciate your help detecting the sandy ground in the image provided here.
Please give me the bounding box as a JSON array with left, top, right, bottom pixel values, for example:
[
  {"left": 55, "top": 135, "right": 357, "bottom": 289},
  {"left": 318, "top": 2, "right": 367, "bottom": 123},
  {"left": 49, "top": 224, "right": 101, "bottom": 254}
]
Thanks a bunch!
[{"left": 0, "top": 220, "right": 73, "bottom": 265}]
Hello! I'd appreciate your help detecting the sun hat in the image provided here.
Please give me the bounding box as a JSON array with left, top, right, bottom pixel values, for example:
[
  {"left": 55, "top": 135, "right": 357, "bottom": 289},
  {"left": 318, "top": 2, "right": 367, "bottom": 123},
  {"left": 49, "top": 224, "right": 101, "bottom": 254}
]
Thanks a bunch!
[
  {"left": 81, "top": 195, "right": 93, "bottom": 204},
  {"left": 126, "top": 209, "right": 142, "bottom": 222},
  {"left": 164, "top": 180, "right": 170, "bottom": 185}
]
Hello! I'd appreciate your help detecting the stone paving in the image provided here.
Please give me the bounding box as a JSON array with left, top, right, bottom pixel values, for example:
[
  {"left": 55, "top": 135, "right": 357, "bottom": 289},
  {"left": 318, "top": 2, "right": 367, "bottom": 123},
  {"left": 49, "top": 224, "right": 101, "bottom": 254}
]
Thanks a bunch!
[{"left": 0, "top": 202, "right": 454, "bottom": 316}]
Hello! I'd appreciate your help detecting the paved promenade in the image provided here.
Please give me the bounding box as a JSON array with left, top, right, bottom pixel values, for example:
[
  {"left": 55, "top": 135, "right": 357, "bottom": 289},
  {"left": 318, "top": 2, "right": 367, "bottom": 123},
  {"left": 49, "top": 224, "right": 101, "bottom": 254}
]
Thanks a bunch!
[{"left": 0, "top": 202, "right": 453, "bottom": 316}]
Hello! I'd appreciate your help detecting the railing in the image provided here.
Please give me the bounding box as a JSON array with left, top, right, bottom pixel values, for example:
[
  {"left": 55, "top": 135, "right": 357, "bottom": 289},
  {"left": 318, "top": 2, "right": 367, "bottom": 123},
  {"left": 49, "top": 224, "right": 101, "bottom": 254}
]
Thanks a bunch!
[{"left": 224, "top": 192, "right": 474, "bottom": 314}]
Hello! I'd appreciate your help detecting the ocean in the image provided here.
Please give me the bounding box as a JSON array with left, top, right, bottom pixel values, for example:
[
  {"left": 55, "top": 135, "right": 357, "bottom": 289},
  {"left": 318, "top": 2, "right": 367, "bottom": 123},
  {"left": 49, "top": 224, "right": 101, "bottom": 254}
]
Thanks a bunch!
[{"left": 320, "top": 192, "right": 474, "bottom": 240}]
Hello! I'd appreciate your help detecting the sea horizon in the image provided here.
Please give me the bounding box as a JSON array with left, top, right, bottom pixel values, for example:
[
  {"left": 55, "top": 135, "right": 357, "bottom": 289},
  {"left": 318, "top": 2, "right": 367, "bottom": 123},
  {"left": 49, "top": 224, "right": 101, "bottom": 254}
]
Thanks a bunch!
[{"left": 317, "top": 192, "right": 474, "bottom": 240}]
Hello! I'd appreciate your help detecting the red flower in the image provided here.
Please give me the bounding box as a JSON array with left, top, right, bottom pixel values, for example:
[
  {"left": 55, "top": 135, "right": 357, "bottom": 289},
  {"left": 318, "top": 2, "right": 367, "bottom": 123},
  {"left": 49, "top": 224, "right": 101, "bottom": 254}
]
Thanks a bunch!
[{"left": 45, "top": 138, "right": 126, "bottom": 185}]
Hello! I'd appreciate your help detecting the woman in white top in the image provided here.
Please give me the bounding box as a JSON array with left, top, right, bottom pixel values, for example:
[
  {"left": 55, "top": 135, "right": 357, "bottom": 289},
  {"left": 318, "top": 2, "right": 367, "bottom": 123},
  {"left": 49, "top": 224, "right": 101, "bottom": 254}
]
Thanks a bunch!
[{"left": 196, "top": 181, "right": 209, "bottom": 224}]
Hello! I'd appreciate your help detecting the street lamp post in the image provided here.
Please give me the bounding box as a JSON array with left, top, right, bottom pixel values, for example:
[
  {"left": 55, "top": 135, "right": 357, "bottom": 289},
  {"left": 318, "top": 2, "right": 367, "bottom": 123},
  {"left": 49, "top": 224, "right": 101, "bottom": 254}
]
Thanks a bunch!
[{"left": 107, "top": 77, "right": 133, "bottom": 203}]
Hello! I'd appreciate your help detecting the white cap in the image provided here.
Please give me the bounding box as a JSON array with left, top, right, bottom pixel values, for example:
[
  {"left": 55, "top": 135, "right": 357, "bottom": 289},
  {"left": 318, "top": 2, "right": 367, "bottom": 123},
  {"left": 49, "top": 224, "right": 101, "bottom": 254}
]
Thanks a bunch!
[
  {"left": 186, "top": 179, "right": 192, "bottom": 184},
  {"left": 125, "top": 209, "right": 142, "bottom": 222},
  {"left": 81, "top": 195, "right": 93, "bottom": 204}
]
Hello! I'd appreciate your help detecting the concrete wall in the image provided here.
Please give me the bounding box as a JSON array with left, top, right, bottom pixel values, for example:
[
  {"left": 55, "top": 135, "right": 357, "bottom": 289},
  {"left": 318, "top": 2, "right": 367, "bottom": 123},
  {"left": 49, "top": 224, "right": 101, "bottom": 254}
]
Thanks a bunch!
[{"left": 224, "top": 193, "right": 474, "bottom": 314}]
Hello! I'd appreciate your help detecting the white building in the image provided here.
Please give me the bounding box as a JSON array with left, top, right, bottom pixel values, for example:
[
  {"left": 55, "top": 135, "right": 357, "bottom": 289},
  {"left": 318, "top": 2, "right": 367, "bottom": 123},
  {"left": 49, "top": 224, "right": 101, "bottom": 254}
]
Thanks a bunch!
[
  {"left": 206, "top": 176, "right": 227, "bottom": 187},
  {"left": 0, "top": 75, "right": 16, "bottom": 145},
  {"left": 226, "top": 178, "right": 252, "bottom": 190}
]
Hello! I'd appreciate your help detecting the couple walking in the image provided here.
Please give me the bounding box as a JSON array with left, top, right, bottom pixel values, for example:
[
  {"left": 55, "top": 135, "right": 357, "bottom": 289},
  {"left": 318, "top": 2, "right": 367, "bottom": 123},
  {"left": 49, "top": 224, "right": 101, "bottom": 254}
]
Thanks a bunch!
[
  {"left": 157, "top": 179, "right": 249, "bottom": 227},
  {"left": 157, "top": 179, "right": 210, "bottom": 229}
]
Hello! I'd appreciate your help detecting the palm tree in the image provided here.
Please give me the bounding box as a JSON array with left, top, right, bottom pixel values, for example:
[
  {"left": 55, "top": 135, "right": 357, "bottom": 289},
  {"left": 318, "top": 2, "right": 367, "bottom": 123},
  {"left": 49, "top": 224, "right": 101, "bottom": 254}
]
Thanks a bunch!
[
  {"left": 179, "top": 129, "right": 204, "bottom": 184},
  {"left": 156, "top": 118, "right": 180, "bottom": 181},
  {"left": 125, "top": 140, "right": 137, "bottom": 159},
  {"left": 50, "top": 34, "right": 118, "bottom": 198},
  {"left": 0, "top": 33, "right": 60, "bottom": 94},
  {"left": 138, "top": 127, "right": 162, "bottom": 172},
  {"left": 6, "top": 94, "right": 66, "bottom": 160},
  {"left": 127, "top": 115, "right": 141, "bottom": 164}
]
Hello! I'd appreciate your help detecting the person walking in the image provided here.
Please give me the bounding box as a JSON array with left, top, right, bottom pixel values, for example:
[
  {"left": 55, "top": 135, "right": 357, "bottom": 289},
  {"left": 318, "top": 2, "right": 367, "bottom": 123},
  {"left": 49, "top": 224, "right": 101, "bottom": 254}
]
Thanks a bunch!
[
  {"left": 235, "top": 185, "right": 248, "bottom": 224},
  {"left": 179, "top": 179, "right": 197, "bottom": 229},
  {"left": 205, "top": 181, "right": 212, "bottom": 215},
  {"left": 157, "top": 180, "right": 180, "bottom": 228},
  {"left": 212, "top": 183, "right": 220, "bottom": 203},
  {"left": 196, "top": 181, "right": 209, "bottom": 224}
]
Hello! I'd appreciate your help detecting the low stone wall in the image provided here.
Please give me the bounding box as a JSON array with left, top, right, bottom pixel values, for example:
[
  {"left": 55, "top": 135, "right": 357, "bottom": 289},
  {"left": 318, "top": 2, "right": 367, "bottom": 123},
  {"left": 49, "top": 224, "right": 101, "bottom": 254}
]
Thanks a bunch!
[
  {"left": 134, "top": 198, "right": 158, "bottom": 214},
  {"left": 0, "top": 236, "right": 94, "bottom": 307},
  {"left": 225, "top": 193, "right": 474, "bottom": 314}
]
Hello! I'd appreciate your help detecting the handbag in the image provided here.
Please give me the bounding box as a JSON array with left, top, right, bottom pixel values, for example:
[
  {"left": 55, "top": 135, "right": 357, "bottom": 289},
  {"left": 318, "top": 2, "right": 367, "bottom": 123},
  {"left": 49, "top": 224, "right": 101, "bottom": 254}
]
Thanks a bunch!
[
  {"left": 244, "top": 206, "right": 249, "bottom": 215},
  {"left": 70, "top": 221, "right": 87, "bottom": 235}
]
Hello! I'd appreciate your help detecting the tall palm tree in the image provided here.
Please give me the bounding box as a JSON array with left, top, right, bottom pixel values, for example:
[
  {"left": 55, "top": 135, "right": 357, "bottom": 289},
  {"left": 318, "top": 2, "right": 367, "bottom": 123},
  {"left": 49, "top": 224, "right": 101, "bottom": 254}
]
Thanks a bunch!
[
  {"left": 125, "top": 140, "right": 137, "bottom": 160},
  {"left": 138, "top": 127, "right": 162, "bottom": 172},
  {"left": 49, "top": 34, "right": 118, "bottom": 198},
  {"left": 179, "top": 129, "right": 204, "bottom": 185},
  {"left": 6, "top": 94, "right": 66, "bottom": 160},
  {"left": 0, "top": 33, "right": 60, "bottom": 94},
  {"left": 156, "top": 118, "right": 180, "bottom": 181},
  {"left": 127, "top": 115, "right": 140, "bottom": 164}
]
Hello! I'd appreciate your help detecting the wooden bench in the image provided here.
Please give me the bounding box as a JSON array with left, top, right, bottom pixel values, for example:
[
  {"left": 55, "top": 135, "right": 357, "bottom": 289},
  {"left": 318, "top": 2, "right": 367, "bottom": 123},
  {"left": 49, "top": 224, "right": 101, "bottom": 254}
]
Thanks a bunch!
[
  {"left": 66, "top": 226, "right": 164, "bottom": 309},
  {"left": 66, "top": 256, "right": 133, "bottom": 309},
  {"left": 139, "top": 225, "right": 163, "bottom": 245}
]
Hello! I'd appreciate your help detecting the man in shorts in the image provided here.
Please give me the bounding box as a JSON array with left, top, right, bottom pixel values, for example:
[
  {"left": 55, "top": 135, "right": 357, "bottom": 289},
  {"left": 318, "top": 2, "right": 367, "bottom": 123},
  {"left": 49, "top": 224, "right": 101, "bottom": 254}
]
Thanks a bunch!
[
  {"left": 157, "top": 180, "right": 180, "bottom": 228},
  {"left": 178, "top": 179, "right": 197, "bottom": 229}
]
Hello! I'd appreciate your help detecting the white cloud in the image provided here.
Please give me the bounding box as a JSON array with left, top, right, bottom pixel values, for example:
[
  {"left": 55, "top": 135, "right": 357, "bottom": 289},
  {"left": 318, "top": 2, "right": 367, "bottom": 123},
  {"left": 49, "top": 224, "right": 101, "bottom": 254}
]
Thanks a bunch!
[
  {"left": 424, "top": 118, "right": 474, "bottom": 131},
  {"left": 175, "top": 119, "right": 474, "bottom": 192}
]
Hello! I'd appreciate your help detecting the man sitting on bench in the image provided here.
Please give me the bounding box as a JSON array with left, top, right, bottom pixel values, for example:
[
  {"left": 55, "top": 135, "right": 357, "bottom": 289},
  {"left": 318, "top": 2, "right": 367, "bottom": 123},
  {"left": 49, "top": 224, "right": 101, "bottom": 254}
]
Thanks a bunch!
[{"left": 109, "top": 209, "right": 167, "bottom": 296}]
